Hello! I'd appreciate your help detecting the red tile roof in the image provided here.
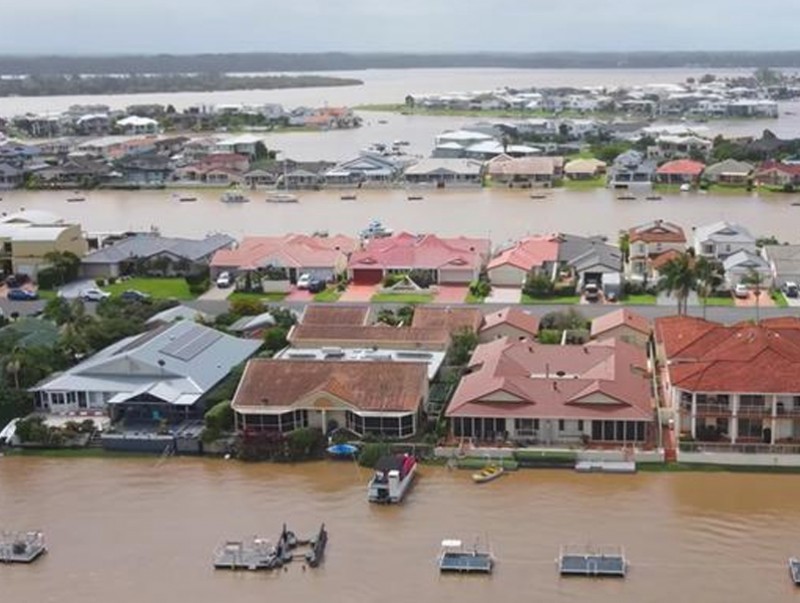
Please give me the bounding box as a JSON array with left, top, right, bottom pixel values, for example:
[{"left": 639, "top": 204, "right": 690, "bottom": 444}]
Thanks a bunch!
[
  {"left": 446, "top": 338, "right": 653, "bottom": 420},
  {"left": 487, "top": 235, "right": 559, "bottom": 271},
  {"left": 656, "top": 159, "right": 705, "bottom": 176},
  {"left": 650, "top": 249, "right": 684, "bottom": 271},
  {"left": 288, "top": 324, "right": 451, "bottom": 348},
  {"left": 480, "top": 307, "right": 540, "bottom": 338},
  {"left": 655, "top": 316, "right": 800, "bottom": 393},
  {"left": 301, "top": 305, "right": 370, "bottom": 326},
  {"left": 756, "top": 161, "right": 800, "bottom": 175},
  {"left": 232, "top": 359, "right": 427, "bottom": 413},
  {"left": 211, "top": 234, "right": 357, "bottom": 270},
  {"left": 349, "top": 233, "right": 489, "bottom": 272},
  {"left": 411, "top": 306, "right": 483, "bottom": 334},
  {"left": 628, "top": 220, "right": 686, "bottom": 244},
  {"left": 591, "top": 309, "right": 651, "bottom": 338}
]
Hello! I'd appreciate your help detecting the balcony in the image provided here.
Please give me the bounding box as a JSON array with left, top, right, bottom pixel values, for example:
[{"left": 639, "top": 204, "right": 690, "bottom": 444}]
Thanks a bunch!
[
  {"left": 737, "top": 405, "right": 772, "bottom": 418},
  {"left": 693, "top": 403, "right": 733, "bottom": 416},
  {"left": 680, "top": 441, "right": 800, "bottom": 455},
  {"left": 776, "top": 406, "right": 800, "bottom": 418}
]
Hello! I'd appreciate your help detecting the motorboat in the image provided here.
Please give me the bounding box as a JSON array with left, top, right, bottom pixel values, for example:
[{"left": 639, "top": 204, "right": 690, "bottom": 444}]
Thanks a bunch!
[
  {"left": 368, "top": 454, "right": 416, "bottom": 504},
  {"left": 679, "top": 183, "right": 692, "bottom": 192},
  {"left": 220, "top": 191, "right": 250, "bottom": 203},
  {"left": 340, "top": 193, "right": 358, "bottom": 201},
  {"left": 617, "top": 194, "right": 637, "bottom": 201},
  {"left": 266, "top": 193, "right": 299, "bottom": 203},
  {"left": 327, "top": 443, "right": 359, "bottom": 458},
  {"left": 0, "top": 531, "right": 47, "bottom": 564},
  {"left": 407, "top": 194, "right": 424, "bottom": 201},
  {"left": 360, "top": 219, "right": 393, "bottom": 239},
  {"left": 472, "top": 464, "right": 505, "bottom": 484}
]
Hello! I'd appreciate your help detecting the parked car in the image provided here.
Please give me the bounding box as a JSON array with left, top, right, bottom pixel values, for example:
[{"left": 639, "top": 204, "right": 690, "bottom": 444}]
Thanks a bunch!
[
  {"left": 296, "top": 273, "right": 312, "bottom": 289},
  {"left": 216, "top": 271, "right": 231, "bottom": 288},
  {"left": 7, "top": 288, "right": 38, "bottom": 301},
  {"left": 307, "top": 279, "right": 326, "bottom": 294},
  {"left": 120, "top": 289, "right": 151, "bottom": 302},
  {"left": 734, "top": 283, "right": 749, "bottom": 299},
  {"left": 783, "top": 281, "right": 799, "bottom": 298},
  {"left": 584, "top": 282, "right": 600, "bottom": 302},
  {"left": 81, "top": 288, "right": 111, "bottom": 302}
]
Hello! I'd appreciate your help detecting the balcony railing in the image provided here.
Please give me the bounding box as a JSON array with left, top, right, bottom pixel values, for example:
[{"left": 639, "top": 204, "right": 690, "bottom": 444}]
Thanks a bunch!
[
  {"left": 680, "top": 441, "right": 800, "bottom": 455},
  {"left": 737, "top": 406, "right": 773, "bottom": 417},
  {"left": 693, "top": 403, "right": 733, "bottom": 415}
]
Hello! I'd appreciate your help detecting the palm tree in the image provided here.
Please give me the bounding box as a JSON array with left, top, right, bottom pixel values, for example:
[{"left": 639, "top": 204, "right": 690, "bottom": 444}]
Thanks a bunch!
[
  {"left": 5, "top": 346, "right": 23, "bottom": 390},
  {"left": 695, "top": 256, "right": 724, "bottom": 319},
  {"left": 658, "top": 251, "right": 697, "bottom": 316},
  {"left": 741, "top": 268, "right": 766, "bottom": 323}
]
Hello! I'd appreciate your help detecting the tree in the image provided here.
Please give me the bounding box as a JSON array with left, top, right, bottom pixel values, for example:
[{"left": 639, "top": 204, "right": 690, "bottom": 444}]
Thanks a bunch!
[
  {"left": 618, "top": 231, "right": 630, "bottom": 264},
  {"left": 741, "top": 269, "right": 766, "bottom": 323},
  {"left": 658, "top": 252, "right": 697, "bottom": 315},
  {"left": 448, "top": 328, "right": 479, "bottom": 366},
  {"left": 694, "top": 257, "right": 724, "bottom": 319},
  {"left": 263, "top": 326, "right": 289, "bottom": 355},
  {"left": 523, "top": 273, "right": 555, "bottom": 298}
]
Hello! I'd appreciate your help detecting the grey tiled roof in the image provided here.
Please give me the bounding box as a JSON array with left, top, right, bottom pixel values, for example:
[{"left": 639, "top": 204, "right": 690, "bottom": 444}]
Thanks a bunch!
[{"left": 82, "top": 233, "right": 235, "bottom": 265}]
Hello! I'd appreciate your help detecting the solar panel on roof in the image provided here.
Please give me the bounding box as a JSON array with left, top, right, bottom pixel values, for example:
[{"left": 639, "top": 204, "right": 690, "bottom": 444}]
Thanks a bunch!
[{"left": 160, "top": 327, "right": 223, "bottom": 361}]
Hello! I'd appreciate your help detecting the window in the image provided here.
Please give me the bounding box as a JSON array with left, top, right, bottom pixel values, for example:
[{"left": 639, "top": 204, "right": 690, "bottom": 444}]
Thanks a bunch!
[
  {"left": 738, "top": 418, "right": 764, "bottom": 439},
  {"left": 577, "top": 420, "right": 584, "bottom": 431},
  {"left": 558, "top": 419, "right": 565, "bottom": 432}
]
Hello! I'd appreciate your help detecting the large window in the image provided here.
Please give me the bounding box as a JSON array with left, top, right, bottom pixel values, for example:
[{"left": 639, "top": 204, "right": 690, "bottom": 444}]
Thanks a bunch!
[
  {"left": 591, "top": 420, "right": 646, "bottom": 442},
  {"left": 514, "top": 418, "right": 539, "bottom": 435},
  {"left": 737, "top": 418, "right": 764, "bottom": 439},
  {"left": 453, "top": 417, "right": 506, "bottom": 440},
  {"left": 347, "top": 412, "right": 416, "bottom": 438}
]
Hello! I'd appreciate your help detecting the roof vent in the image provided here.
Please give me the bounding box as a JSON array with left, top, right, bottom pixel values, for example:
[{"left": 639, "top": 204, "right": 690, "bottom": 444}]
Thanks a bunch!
[{"left": 552, "top": 381, "right": 558, "bottom": 391}]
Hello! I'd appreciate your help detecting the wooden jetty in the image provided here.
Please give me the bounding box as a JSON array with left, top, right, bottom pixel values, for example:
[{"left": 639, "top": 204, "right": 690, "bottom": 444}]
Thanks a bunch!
[
  {"left": 438, "top": 539, "right": 493, "bottom": 574},
  {"left": 558, "top": 545, "right": 627, "bottom": 578},
  {"left": 0, "top": 531, "right": 47, "bottom": 564},
  {"left": 790, "top": 557, "right": 800, "bottom": 585}
]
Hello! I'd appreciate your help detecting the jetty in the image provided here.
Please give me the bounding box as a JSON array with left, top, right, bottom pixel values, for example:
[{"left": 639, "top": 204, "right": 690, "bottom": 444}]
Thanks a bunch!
[
  {"left": 574, "top": 460, "right": 637, "bottom": 474},
  {"left": 558, "top": 544, "right": 627, "bottom": 578},
  {"left": 790, "top": 557, "right": 800, "bottom": 585},
  {"left": 0, "top": 531, "right": 47, "bottom": 564},
  {"left": 438, "top": 539, "right": 493, "bottom": 574},
  {"left": 213, "top": 523, "right": 327, "bottom": 571}
]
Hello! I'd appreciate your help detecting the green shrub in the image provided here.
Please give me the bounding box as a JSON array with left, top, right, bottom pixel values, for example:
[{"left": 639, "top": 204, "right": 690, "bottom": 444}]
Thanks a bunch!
[
  {"left": 469, "top": 279, "right": 491, "bottom": 298},
  {"left": 522, "top": 273, "right": 554, "bottom": 298},
  {"left": 205, "top": 400, "right": 234, "bottom": 432},
  {"left": 263, "top": 326, "right": 289, "bottom": 354},
  {"left": 382, "top": 273, "right": 404, "bottom": 287},
  {"left": 108, "top": 276, "right": 117, "bottom": 285},
  {"left": 95, "top": 278, "right": 107, "bottom": 287},
  {"left": 36, "top": 268, "right": 59, "bottom": 291},
  {"left": 358, "top": 442, "right": 390, "bottom": 468},
  {"left": 230, "top": 297, "right": 263, "bottom": 316},
  {"left": 538, "top": 329, "right": 562, "bottom": 344}
]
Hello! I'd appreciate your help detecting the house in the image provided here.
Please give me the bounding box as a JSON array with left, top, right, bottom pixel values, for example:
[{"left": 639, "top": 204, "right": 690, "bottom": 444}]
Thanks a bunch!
[
  {"left": 210, "top": 234, "right": 357, "bottom": 283},
  {"left": 446, "top": 338, "right": 654, "bottom": 445},
  {"left": 762, "top": 245, "right": 800, "bottom": 288},
  {"left": 479, "top": 307, "right": 540, "bottom": 342},
  {"left": 145, "top": 304, "right": 213, "bottom": 329},
  {"left": 656, "top": 159, "right": 705, "bottom": 184},
  {"left": 324, "top": 153, "right": 404, "bottom": 186},
  {"left": 693, "top": 221, "right": 756, "bottom": 261},
  {"left": 591, "top": 309, "right": 651, "bottom": 348},
  {"left": 485, "top": 156, "right": 564, "bottom": 188},
  {"left": 649, "top": 135, "right": 712, "bottom": 160},
  {"left": 172, "top": 153, "right": 250, "bottom": 184},
  {"left": 654, "top": 316, "right": 800, "bottom": 451},
  {"left": 30, "top": 321, "right": 261, "bottom": 418},
  {"left": 231, "top": 359, "right": 428, "bottom": 438},
  {"left": 487, "top": 235, "right": 560, "bottom": 287},
  {"left": 116, "top": 116, "right": 160, "bottom": 135},
  {"left": 113, "top": 154, "right": 172, "bottom": 186},
  {"left": 702, "top": 159, "right": 754, "bottom": 185},
  {"left": 753, "top": 161, "right": 800, "bottom": 188},
  {"left": 0, "top": 210, "right": 87, "bottom": 277},
  {"left": 607, "top": 150, "right": 657, "bottom": 188},
  {"left": 80, "top": 233, "right": 235, "bottom": 279},
  {"left": 36, "top": 157, "right": 111, "bottom": 188},
  {"left": 228, "top": 312, "right": 277, "bottom": 339},
  {"left": 411, "top": 306, "right": 483, "bottom": 335},
  {"left": 300, "top": 305, "right": 370, "bottom": 327},
  {"left": 563, "top": 158, "right": 607, "bottom": 180},
  {"left": 243, "top": 168, "right": 278, "bottom": 188},
  {"left": 627, "top": 219, "right": 687, "bottom": 281},
  {"left": 348, "top": 233, "right": 490, "bottom": 285},
  {"left": 558, "top": 233, "right": 624, "bottom": 291},
  {"left": 74, "top": 113, "right": 111, "bottom": 136},
  {"left": 0, "top": 163, "right": 24, "bottom": 190},
  {"left": 722, "top": 250, "right": 772, "bottom": 288},
  {"left": 403, "top": 158, "right": 483, "bottom": 187},
  {"left": 287, "top": 322, "right": 451, "bottom": 352},
  {"left": 462, "top": 141, "right": 540, "bottom": 160},
  {"left": 214, "top": 134, "right": 264, "bottom": 159}
]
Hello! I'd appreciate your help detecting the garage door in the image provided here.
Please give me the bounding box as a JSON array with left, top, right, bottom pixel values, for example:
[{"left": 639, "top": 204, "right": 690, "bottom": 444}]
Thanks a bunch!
[
  {"left": 352, "top": 268, "right": 383, "bottom": 285},
  {"left": 439, "top": 269, "right": 473, "bottom": 284},
  {"left": 487, "top": 266, "right": 526, "bottom": 288}
]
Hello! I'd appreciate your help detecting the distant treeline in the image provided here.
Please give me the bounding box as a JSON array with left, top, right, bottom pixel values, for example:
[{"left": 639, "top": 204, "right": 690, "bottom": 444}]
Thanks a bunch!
[
  {"left": 2, "top": 52, "right": 800, "bottom": 76},
  {"left": 0, "top": 73, "right": 362, "bottom": 97}
]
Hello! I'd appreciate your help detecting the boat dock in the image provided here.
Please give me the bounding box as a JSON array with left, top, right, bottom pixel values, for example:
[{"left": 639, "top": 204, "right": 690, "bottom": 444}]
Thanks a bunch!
[
  {"left": 790, "top": 557, "right": 800, "bottom": 585},
  {"left": 574, "top": 460, "right": 637, "bottom": 474},
  {"left": 438, "top": 539, "right": 493, "bottom": 574},
  {"left": 213, "top": 523, "right": 327, "bottom": 571},
  {"left": 558, "top": 545, "right": 627, "bottom": 577},
  {"left": 0, "top": 531, "right": 47, "bottom": 564}
]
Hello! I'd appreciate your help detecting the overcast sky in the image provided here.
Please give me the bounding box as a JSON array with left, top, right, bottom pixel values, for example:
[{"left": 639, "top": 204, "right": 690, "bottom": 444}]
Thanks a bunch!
[{"left": 1, "top": 0, "right": 798, "bottom": 55}]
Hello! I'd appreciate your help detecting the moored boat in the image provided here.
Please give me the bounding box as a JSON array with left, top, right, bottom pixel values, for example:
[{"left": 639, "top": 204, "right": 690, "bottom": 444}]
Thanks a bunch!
[
  {"left": 66, "top": 196, "right": 85, "bottom": 203},
  {"left": 0, "top": 531, "right": 47, "bottom": 564},
  {"left": 472, "top": 464, "right": 505, "bottom": 484},
  {"left": 220, "top": 191, "right": 250, "bottom": 203},
  {"left": 368, "top": 453, "right": 416, "bottom": 504},
  {"left": 360, "top": 219, "right": 393, "bottom": 239},
  {"left": 327, "top": 443, "right": 359, "bottom": 458},
  {"left": 790, "top": 557, "right": 800, "bottom": 585},
  {"left": 266, "top": 193, "right": 299, "bottom": 203}
]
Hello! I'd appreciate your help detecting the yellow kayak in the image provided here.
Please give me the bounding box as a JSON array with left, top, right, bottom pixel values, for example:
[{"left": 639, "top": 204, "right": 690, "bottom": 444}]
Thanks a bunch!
[{"left": 472, "top": 464, "right": 505, "bottom": 484}]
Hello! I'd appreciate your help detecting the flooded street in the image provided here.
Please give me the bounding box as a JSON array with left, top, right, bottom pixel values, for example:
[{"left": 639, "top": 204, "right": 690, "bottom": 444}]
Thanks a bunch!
[{"left": 1, "top": 457, "right": 800, "bottom": 602}]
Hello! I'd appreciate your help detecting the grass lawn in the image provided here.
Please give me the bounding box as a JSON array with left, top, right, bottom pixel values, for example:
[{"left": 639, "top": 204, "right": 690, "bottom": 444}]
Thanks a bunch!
[
  {"left": 37, "top": 289, "right": 59, "bottom": 301},
  {"left": 371, "top": 292, "right": 435, "bottom": 304},
  {"left": 772, "top": 291, "right": 789, "bottom": 308},
  {"left": 520, "top": 294, "right": 581, "bottom": 305},
  {"left": 623, "top": 294, "right": 657, "bottom": 305},
  {"left": 313, "top": 287, "right": 342, "bottom": 302},
  {"left": 703, "top": 296, "right": 735, "bottom": 307},
  {"left": 228, "top": 291, "right": 288, "bottom": 303},
  {"left": 562, "top": 176, "right": 606, "bottom": 190},
  {"left": 104, "top": 278, "right": 194, "bottom": 300},
  {"left": 464, "top": 292, "right": 485, "bottom": 304}
]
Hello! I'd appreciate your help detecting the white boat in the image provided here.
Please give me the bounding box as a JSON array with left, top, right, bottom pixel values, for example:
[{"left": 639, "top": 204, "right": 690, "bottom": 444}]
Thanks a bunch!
[
  {"left": 220, "top": 191, "right": 250, "bottom": 203},
  {"left": 679, "top": 183, "right": 691, "bottom": 192},
  {"left": 368, "top": 454, "right": 417, "bottom": 504},
  {"left": 360, "top": 219, "right": 393, "bottom": 239},
  {"left": 266, "top": 193, "right": 299, "bottom": 204}
]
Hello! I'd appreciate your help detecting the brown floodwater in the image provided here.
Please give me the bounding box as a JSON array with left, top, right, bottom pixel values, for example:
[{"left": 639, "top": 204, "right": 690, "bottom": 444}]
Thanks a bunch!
[{"left": 1, "top": 457, "right": 800, "bottom": 602}]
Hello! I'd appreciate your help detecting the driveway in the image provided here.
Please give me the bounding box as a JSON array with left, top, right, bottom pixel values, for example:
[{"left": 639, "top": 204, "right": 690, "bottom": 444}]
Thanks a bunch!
[
  {"left": 285, "top": 287, "right": 313, "bottom": 302},
  {"left": 657, "top": 291, "right": 700, "bottom": 307},
  {"left": 57, "top": 279, "right": 96, "bottom": 299},
  {"left": 434, "top": 285, "right": 468, "bottom": 304},
  {"left": 733, "top": 291, "right": 775, "bottom": 308},
  {"left": 339, "top": 284, "right": 378, "bottom": 302},
  {"left": 198, "top": 285, "right": 233, "bottom": 301},
  {"left": 485, "top": 287, "right": 521, "bottom": 304}
]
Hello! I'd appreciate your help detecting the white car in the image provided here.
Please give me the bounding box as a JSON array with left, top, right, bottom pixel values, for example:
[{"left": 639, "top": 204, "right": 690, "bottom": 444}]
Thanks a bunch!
[
  {"left": 296, "top": 273, "right": 312, "bottom": 289},
  {"left": 82, "top": 288, "right": 111, "bottom": 302},
  {"left": 734, "top": 283, "right": 749, "bottom": 299},
  {"left": 216, "top": 272, "right": 232, "bottom": 288}
]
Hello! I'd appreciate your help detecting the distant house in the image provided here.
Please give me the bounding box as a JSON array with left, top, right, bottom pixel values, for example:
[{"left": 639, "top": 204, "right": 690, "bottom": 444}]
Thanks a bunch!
[
  {"left": 485, "top": 155, "right": 564, "bottom": 188},
  {"left": 607, "top": 150, "right": 657, "bottom": 188},
  {"left": 37, "top": 157, "right": 111, "bottom": 188},
  {"left": 80, "top": 233, "right": 235, "bottom": 279},
  {"left": 487, "top": 235, "right": 560, "bottom": 287},
  {"left": 231, "top": 359, "right": 429, "bottom": 438},
  {"left": 411, "top": 306, "right": 483, "bottom": 335},
  {"left": 31, "top": 321, "right": 261, "bottom": 418},
  {"left": 0, "top": 210, "right": 87, "bottom": 277},
  {"left": 626, "top": 219, "right": 687, "bottom": 281},
  {"left": 563, "top": 158, "right": 607, "bottom": 180},
  {"left": 324, "top": 153, "right": 404, "bottom": 186},
  {"left": 722, "top": 250, "right": 772, "bottom": 288},
  {"left": 445, "top": 337, "right": 654, "bottom": 445},
  {"left": 114, "top": 154, "right": 172, "bottom": 186},
  {"left": 762, "top": 245, "right": 800, "bottom": 288},
  {"left": 403, "top": 158, "right": 483, "bottom": 187},
  {"left": 693, "top": 221, "right": 756, "bottom": 261},
  {"left": 558, "top": 233, "right": 624, "bottom": 291},
  {"left": 347, "top": 233, "right": 490, "bottom": 285},
  {"left": 214, "top": 134, "right": 264, "bottom": 159},
  {"left": 116, "top": 116, "right": 160, "bottom": 136},
  {"left": 649, "top": 135, "right": 712, "bottom": 160},
  {"left": 172, "top": 153, "right": 250, "bottom": 184},
  {"left": 145, "top": 304, "right": 213, "bottom": 329},
  {"left": 656, "top": 159, "right": 705, "bottom": 184},
  {"left": 0, "top": 162, "right": 24, "bottom": 190},
  {"left": 243, "top": 168, "right": 278, "bottom": 188},
  {"left": 702, "top": 159, "right": 754, "bottom": 185},
  {"left": 228, "top": 312, "right": 277, "bottom": 339},
  {"left": 479, "top": 307, "right": 540, "bottom": 342},
  {"left": 591, "top": 309, "right": 651, "bottom": 348},
  {"left": 753, "top": 161, "right": 800, "bottom": 188}
]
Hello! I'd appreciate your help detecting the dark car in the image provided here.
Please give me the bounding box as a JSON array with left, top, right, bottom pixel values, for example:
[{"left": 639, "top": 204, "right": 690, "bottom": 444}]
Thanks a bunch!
[
  {"left": 120, "top": 289, "right": 151, "bottom": 303},
  {"left": 307, "top": 279, "right": 326, "bottom": 294},
  {"left": 7, "top": 288, "right": 38, "bottom": 301}
]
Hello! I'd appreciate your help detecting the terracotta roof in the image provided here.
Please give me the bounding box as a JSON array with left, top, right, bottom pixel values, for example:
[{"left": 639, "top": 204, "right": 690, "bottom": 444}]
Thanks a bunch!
[
  {"left": 349, "top": 233, "right": 489, "bottom": 272},
  {"left": 488, "top": 235, "right": 559, "bottom": 271},
  {"left": 411, "top": 306, "right": 483, "bottom": 334},
  {"left": 301, "top": 305, "right": 370, "bottom": 326},
  {"left": 211, "top": 234, "right": 357, "bottom": 270},
  {"left": 650, "top": 249, "right": 684, "bottom": 271},
  {"left": 656, "top": 159, "right": 705, "bottom": 175},
  {"left": 487, "top": 156, "right": 563, "bottom": 176},
  {"left": 755, "top": 161, "right": 800, "bottom": 175},
  {"left": 232, "top": 359, "right": 427, "bottom": 413},
  {"left": 628, "top": 220, "right": 686, "bottom": 244},
  {"left": 591, "top": 309, "right": 651, "bottom": 338},
  {"left": 655, "top": 316, "right": 800, "bottom": 393},
  {"left": 289, "top": 324, "right": 450, "bottom": 348},
  {"left": 447, "top": 338, "right": 652, "bottom": 420},
  {"left": 480, "top": 307, "right": 540, "bottom": 338}
]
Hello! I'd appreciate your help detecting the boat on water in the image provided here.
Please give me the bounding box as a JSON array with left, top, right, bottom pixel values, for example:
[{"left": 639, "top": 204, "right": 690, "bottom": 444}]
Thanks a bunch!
[
  {"left": 438, "top": 539, "right": 494, "bottom": 574},
  {"left": 790, "top": 557, "right": 800, "bottom": 585},
  {"left": 617, "top": 194, "right": 637, "bottom": 201},
  {"left": 327, "top": 443, "right": 359, "bottom": 458},
  {"left": 220, "top": 191, "right": 250, "bottom": 203},
  {"left": 645, "top": 195, "right": 662, "bottom": 201},
  {"left": 304, "top": 524, "right": 328, "bottom": 568},
  {"left": 679, "top": 183, "right": 692, "bottom": 192},
  {"left": 66, "top": 196, "right": 85, "bottom": 203},
  {"left": 472, "top": 464, "right": 505, "bottom": 484},
  {"left": 214, "top": 523, "right": 326, "bottom": 571},
  {"left": 368, "top": 454, "right": 417, "bottom": 504},
  {"left": 0, "top": 531, "right": 47, "bottom": 564},
  {"left": 178, "top": 196, "right": 197, "bottom": 203},
  {"left": 407, "top": 194, "right": 424, "bottom": 201},
  {"left": 266, "top": 193, "right": 299, "bottom": 203},
  {"left": 360, "top": 219, "right": 394, "bottom": 239},
  {"left": 340, "top": 193, "right": 358, "bottom": 201}
]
